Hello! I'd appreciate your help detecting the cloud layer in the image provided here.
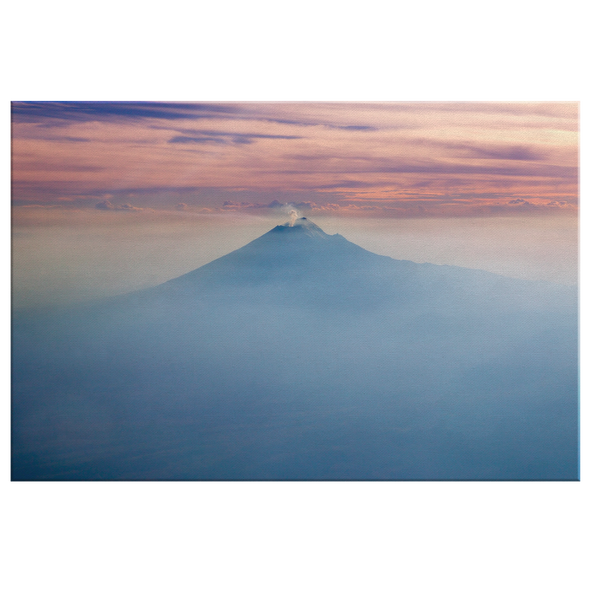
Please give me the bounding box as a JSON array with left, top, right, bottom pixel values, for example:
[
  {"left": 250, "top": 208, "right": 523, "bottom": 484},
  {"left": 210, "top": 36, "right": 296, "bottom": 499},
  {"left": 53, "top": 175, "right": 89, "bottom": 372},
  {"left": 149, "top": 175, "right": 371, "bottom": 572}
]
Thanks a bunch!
[{"left": 11, "top": 102, "right": 578, "bottom": 217}]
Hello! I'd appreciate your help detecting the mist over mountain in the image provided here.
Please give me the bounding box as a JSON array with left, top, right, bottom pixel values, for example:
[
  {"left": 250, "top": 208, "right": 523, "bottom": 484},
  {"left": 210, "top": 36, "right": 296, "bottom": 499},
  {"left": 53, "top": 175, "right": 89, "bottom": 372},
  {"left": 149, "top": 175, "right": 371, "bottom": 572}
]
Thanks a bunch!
[{"left": 12, "top": 218, "right": 578, "bottom": 480}]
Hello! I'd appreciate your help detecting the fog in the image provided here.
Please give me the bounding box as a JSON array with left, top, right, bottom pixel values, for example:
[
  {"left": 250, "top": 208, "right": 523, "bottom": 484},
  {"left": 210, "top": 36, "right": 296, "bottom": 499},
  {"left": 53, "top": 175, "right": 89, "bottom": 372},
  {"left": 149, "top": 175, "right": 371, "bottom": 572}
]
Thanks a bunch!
[
  {"left": 12, "top": 220, "right": 578, "bottom": 480},
  {"left": 11, "top": 209, "right": 577, "bottom": 310}
]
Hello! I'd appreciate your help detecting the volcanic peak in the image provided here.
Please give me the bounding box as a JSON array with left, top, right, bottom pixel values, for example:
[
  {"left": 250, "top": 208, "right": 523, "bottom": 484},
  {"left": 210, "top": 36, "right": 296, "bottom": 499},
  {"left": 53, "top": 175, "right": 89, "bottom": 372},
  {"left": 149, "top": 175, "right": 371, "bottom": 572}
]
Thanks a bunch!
[{"left": 270, "top": 217, "right": 329, "bottom": 239}]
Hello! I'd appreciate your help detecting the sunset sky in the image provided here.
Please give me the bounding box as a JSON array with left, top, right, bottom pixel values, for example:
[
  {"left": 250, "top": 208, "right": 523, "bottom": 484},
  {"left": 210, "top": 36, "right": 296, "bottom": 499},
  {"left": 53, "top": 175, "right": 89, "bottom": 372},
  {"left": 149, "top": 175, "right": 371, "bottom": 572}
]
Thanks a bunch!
[
  {"left": 11, "top": 101, "right": 578, "bottom": 216},
  {"left": 11, "top": 102, "right": 579, "bottom": 308}
]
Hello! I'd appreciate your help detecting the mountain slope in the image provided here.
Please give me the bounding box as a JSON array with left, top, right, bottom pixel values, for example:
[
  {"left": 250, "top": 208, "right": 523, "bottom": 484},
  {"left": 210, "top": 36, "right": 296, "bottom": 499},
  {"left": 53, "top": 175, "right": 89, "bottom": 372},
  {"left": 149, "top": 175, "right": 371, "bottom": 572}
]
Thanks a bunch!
[{"left": 122, "top": 216, "right": 575, "bottom": 314}]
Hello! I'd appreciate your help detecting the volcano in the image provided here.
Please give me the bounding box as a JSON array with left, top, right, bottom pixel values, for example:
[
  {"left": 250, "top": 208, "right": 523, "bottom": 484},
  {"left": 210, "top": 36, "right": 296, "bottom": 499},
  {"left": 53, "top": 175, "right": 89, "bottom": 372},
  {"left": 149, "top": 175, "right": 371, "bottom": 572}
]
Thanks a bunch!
[{"left": 11, "top": 218, "right": 579, "bottom": 480}]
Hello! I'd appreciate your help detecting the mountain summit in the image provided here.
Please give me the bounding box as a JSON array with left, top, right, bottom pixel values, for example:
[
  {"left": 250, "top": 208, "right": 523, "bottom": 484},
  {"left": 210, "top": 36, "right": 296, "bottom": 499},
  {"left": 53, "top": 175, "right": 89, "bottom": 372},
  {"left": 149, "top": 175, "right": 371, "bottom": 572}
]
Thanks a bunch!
[
  {"left": 152, "top": 216, "right": 407, "bottom": 308},
  {"left": 271, "top": 216, "right": 330, "bottom": 239}
]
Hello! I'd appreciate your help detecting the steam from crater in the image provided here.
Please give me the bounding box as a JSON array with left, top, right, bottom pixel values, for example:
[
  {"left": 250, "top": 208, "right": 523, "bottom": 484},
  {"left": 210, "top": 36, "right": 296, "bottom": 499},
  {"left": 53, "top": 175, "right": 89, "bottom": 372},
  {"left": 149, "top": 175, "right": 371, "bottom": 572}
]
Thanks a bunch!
[{"left": 288, "top": 209, "right": 299, "bottom": 226}]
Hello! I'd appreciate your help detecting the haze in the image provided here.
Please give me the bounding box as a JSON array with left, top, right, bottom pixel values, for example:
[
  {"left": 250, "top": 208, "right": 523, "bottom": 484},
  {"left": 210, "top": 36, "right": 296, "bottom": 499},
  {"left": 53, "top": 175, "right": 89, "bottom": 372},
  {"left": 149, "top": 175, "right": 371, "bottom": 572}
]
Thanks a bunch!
[{"left": 12, "top": 207, "right": 577, "bottom": 310}]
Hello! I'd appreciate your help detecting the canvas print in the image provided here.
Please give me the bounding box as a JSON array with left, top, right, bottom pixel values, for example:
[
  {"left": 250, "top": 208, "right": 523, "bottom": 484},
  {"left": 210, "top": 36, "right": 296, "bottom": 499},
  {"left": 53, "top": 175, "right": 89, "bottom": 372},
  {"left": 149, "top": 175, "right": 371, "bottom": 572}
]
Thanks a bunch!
[{"left": 11, "top": 102, "right": 578, "bottom": 480}]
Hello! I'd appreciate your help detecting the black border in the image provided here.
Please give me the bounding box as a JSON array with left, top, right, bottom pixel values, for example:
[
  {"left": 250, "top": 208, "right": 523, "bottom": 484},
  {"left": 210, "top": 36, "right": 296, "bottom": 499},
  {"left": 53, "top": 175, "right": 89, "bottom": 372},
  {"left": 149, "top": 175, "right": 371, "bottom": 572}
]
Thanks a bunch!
[
  {"left": 8, "top": 100, "right": 13, "bottom": 483},
  {"left": 9, "top": 479, "right": 582, "bottom": 485}
]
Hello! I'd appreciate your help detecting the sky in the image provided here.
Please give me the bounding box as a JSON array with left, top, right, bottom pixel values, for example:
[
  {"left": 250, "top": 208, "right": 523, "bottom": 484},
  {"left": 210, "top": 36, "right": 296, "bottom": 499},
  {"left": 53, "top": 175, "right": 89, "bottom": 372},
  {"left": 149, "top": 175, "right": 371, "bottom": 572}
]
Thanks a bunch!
[
  {"left": 11, "top": 101, "right": 579, "bottom": 308},
  {"left": 12, "top": 101, "right": 578, "bottom": 215}
]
